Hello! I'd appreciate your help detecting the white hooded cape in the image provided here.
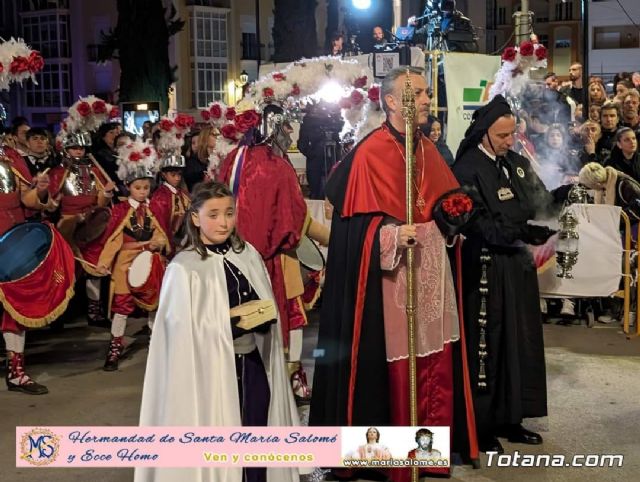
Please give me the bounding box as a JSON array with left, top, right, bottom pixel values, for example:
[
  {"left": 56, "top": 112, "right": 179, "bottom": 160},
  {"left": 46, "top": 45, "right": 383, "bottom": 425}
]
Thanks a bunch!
[{"left": 134, "top": 243, "right": 301, "bottom": 482}]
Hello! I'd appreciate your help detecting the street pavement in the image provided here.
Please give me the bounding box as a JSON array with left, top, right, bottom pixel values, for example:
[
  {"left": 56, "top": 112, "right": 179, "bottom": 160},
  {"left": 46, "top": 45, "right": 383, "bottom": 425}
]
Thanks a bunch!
[{"left": 1, "top": 312, "right": 639, "bottom": 482}]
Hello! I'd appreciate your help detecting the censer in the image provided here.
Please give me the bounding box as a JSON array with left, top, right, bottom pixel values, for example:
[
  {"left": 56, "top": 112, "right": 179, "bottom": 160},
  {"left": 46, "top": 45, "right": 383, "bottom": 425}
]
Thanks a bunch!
[{"left": 556, "top": 207, "right": 579, "bottom": 279}]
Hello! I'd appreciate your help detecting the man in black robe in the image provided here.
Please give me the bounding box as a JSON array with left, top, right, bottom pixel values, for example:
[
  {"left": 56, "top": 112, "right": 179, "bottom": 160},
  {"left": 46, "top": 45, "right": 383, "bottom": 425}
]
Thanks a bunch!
[{"left": 453, "top": 95, "right": 567, "bottom": 454}]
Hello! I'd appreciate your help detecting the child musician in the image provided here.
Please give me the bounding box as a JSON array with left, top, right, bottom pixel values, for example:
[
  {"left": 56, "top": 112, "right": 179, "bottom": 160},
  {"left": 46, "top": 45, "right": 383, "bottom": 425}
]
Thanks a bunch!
[
  {"left": 135, "top": 181, "right": 300, "bottom": 482},
  {"left": 90, "top": 140, "right": 169, "bottom": 371}
]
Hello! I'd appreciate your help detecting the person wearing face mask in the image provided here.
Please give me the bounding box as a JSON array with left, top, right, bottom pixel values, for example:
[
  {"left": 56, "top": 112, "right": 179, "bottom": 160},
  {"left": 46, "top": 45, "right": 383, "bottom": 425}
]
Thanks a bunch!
[
  {"left": 453, "top": 95, "right": 571, "bottom": 455},
  {"left": 218, "top": 105, "right": 329, "bottom": 405},
  {"left": 604, "top": 127, "right": 640, "bottom": 182}
]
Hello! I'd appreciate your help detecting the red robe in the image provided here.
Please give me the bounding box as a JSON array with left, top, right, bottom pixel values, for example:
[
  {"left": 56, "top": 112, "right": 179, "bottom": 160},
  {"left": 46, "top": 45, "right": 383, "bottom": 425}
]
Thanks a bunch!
[
  {"left": 218, "top": 145, "right": 308, "bottom": 348},
  {"left": 0, "top": 147, "right": 39, "bottom": 234},
  {"left": 150, "top": 183, "right": 190, "bottom": 254},
  {"left": 310, "top": 124, "right": 466, "bottom": 479}
]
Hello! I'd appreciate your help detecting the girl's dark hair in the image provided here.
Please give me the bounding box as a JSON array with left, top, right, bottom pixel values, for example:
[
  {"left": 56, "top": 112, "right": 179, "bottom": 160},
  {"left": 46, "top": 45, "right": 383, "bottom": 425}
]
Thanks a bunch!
[
  {"left": 615, "top": 126, "right": 634, "bottom": 143},
  {"left": 183, "top": 180, "right": 245, "bottom": 259}
]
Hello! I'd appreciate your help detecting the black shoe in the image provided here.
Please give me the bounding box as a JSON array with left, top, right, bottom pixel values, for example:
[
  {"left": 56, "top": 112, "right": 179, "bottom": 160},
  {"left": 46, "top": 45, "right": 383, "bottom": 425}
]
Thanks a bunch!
[
  {"left": 103, "top": 357, "right": 119, "bottom": 371},
  {"left": 499, "top": 424, "right": 543, "bottom": 445},
  {"left": 7, "top": 377, "right": 49, "bottom": 395},
  {"left": 103, "top": 337, "right": 123, "bottom": 371},
  {"left": 479, "top": 436, "right": 504, "bottom": 454}
]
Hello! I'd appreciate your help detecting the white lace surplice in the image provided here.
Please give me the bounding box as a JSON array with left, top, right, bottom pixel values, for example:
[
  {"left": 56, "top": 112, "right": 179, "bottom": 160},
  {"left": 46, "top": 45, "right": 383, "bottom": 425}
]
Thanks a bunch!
[{"left": 379, "top": 221, "right": 460, "bottom": 362}]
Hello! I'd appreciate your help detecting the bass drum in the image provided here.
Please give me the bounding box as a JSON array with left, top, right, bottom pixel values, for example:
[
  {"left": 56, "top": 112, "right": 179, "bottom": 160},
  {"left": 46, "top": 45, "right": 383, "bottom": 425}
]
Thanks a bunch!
[
  {"left": 0, "top": 222, "right": 75, "bottom": 327},
  {"left": 73, "top": 207, "right": 111, "bottom": 248}
]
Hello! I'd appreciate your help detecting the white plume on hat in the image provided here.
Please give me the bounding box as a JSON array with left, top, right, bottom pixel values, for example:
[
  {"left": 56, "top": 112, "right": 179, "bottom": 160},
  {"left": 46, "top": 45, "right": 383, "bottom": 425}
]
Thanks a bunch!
[{"left": 116, "top": 137, "right": 158, "bottom": 184}]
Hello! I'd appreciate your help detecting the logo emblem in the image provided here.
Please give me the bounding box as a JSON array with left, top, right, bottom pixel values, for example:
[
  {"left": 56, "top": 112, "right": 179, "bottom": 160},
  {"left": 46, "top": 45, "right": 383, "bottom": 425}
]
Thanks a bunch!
[
  {"left": 516, "top": 167, "right": 525, "bottom": 178},
  {"left": 20, "top": 428, "right": 60, "bottom": 466}
]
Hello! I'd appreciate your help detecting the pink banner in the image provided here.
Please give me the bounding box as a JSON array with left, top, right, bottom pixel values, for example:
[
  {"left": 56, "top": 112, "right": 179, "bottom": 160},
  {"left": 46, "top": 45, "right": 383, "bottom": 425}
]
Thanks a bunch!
[{"left": 17, "top": 426, "right": 450, "bottom": 469}]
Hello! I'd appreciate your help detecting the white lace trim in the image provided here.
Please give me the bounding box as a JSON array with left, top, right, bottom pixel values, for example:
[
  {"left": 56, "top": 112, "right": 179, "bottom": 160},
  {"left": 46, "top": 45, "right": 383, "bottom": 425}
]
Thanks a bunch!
[{"left": 385, "top": 336, "right": 460, "bottom": 362}]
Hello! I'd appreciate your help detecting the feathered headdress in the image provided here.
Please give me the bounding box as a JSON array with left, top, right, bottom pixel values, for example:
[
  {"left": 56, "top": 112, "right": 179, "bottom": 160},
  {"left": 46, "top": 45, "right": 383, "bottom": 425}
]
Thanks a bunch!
[
  {"left": 155, "top": 113, "right": 195, "bottom": 170},
  {"left": 116, "top": 138, "right": 158, "bottom": 184},
  {"left": 0, "top": 37, "right": 45, "bottom": 91},
  {"left": 56, "top": 95, "right": 120, "bottom": 151}
]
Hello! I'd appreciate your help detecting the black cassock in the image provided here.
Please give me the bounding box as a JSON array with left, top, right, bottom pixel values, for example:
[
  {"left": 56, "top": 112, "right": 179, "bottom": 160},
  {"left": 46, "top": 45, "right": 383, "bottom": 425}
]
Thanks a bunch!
[{"left": 453, "top": 146, "right": 564, "bottom": 438}]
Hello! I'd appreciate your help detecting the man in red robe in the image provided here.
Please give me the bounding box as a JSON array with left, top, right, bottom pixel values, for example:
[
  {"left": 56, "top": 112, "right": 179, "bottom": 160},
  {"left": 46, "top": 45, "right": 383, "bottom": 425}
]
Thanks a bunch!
[{"left": 309, "top": 67, "right": 476, "bottom": 479}]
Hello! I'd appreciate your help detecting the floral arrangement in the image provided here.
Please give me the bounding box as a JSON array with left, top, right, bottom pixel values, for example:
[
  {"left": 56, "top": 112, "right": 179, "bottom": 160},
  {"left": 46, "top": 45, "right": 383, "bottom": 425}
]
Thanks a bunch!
[
  {"left": 0, "top": 37, "right": 45, "bottom": 91},
  {"left": 156, "top": 113, "right": 195, "bottom": 155},
  {"left": 63, "top": 95, "right": 120, "bottom": 133},
  {"left": 200, "top": 101, "right": 262, "bottom": 175},
  {"left": 433, "top": 188, "right": 476, "bottom": 236},
  {"left": 116, "top": 138, "right": 158, "bottom": 182},
  {"left": 489, "top": 40, "right": 548, "bottom": 99}
]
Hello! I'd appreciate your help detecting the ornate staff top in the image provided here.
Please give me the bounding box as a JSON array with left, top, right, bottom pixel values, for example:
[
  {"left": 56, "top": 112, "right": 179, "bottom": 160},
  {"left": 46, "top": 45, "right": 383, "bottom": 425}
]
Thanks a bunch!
[{"left": 401, "top": 69, "right": 416, "bottom": 128}]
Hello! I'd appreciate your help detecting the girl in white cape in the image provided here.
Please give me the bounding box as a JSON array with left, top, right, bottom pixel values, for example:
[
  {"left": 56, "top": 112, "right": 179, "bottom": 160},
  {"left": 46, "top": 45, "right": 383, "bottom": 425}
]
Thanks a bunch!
[{"left": 135, "top": 181, "right": 301, "bottom": 482}]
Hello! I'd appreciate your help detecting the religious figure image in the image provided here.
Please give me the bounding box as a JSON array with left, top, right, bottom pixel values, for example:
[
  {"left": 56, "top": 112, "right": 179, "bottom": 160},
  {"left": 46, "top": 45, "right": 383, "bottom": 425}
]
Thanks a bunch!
[
  {"left": 407, "top": 428, "right": 443, "bottom": 460},
  {"left": 344, "top": 427, "right": 393, "bottom": 461}
]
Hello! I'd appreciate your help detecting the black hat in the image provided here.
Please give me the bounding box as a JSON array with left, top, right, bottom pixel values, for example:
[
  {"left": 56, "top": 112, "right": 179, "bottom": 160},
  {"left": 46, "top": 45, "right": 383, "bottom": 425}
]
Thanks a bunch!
[{"left": 455, "top": 94, "right": 512, "bottom": 161}]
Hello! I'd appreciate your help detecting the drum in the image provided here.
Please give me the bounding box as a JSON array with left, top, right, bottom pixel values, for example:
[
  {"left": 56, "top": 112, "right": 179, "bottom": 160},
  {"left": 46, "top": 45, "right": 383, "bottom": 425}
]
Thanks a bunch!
[
  {"left": 73, "top": 207, "right": 110, "bottom": 247},
  {"left": 296, "top": 235, "right": 325, "bottom": 272},
  {"left": 0, "top": 222, "right": 75, "bottom": 327},
  {"left": 127, "top": 250, "right": 165, "bottom": 311}
]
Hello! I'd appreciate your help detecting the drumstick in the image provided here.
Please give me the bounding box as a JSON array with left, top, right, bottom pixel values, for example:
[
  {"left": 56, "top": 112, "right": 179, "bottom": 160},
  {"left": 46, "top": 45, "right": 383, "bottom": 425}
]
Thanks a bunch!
[{"left": 74, "top": 257, "right": 103, "bottom": 271}]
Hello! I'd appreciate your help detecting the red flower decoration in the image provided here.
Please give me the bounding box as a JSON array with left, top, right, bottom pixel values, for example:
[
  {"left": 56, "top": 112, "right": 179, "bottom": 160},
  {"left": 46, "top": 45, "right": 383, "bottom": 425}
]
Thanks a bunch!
[
  {"left": 501, "top": 47, "right": 517, "bottom": 62},
  {"left": 77, "top": 101, "right": 92, "bottom": 117},
  {"left": 519, "top": 41, "right": 534, "bottom": 57},
  {"left": 353, "top": 76, "right": 368, "bottom": 89},
  {"left": 9, "top": 56, "right": 30, "bottom": 74},
  {"left": 209, "top": 104, "right": 222, "bottom": 119},
  {"left": 109, "top": 106, "right": 120, "bottom": 118},
  {"left": 142, "top": 147, "right": 152, "bottom": 157},
  {"left": 338, "top": 97, "right": 352, "bottom": 109},
  {"left": 291, "top": 84, "right": 301, "bottom": 96},
  {"left": 92, "top": 100, "right": 107, "bottom": 114},
  {"left": 221, "top": 124, "right": 239, "bottom": 140},
  {"left": 129, "top": 152, "right": 142, "bottom": 162},
  {"left": 262, "top": 87, "right": 275, "bottom": 99},
  {"left": 367, "top": 86, "right": 380, "bottom": 103},
  {"left": 234, "top": 110, "right": 262, "bottom": 133},
  {"left": 0, "top": 62, "right": 3, "bottom": 74},
  {"left": 272, "top": 72, "right": 286, "bottom": 82},
  {"left": 27, "top": 51, "right": 44, "bottom": 73},
  {"left": 441, "top": 193, "right": 473, "bottom": 217},
  {"left": 225, "top": 107, "right": 236, "bottom": 120},
  {"left": 174, "top": 113, "right": 195, "bottom": 129},
  {"left": 535, "top": 45, "right": 547, "bottom": 61},
  {"left": 159, "top": 118, "right": 174, "bottom": 131},
  {"left": 350, "top": 89, "right": 364, "bottom": 106},
  {"left": 201, "top": 110, "right": 211, "bottom": 121}
]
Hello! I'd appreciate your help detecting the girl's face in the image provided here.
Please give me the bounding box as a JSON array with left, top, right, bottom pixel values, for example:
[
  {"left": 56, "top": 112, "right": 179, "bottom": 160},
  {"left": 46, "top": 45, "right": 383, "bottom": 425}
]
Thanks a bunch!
[
  {"left": 589, "top": 83, "right": 604, "bottom": 101},
  {"left": 366, "top": 428, "right": 378, "bottom": 443},
  {"left": 129, "top": 179, "right": 151, "bottom": 202},
  {"left": 429, "top": 121, "right": 442, "bottom": 143},
  {"left": 162, "top": 170, "right": 182, "bottom": 188},
  {"left": 616, "top": 83, "right": 629, "bottom": 99},
  {"left": 191, "top": 135, "right": 199, "bottom": 152},
  {"left": 207, "top": 133, "right": 217, "bottom": 153},
  {"left": 548, "top": 129, "right": 564, "bottom": 149},
  {"left": 589, "top": 105, "right": 601, "bottom": 122},
  {"left": 618, "top": 131, "right": 638, "bottom": 156},
  {"left": 192, "top": 196, "right": 236, "bottom": 245}
]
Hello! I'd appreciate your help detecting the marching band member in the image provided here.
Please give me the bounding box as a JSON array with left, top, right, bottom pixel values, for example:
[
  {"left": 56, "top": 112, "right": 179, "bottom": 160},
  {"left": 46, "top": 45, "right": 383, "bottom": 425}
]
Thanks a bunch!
[
  {"left": 0, "top": 144, "right": 66, "bottom": 395},
  {"left": 136, "top": 181, "right": 301, "bottom": 482},
  {"left": 218, "top": 105, "right": 329, "bottom": 403},
  {"left": 85, "top": 139, "right": 170, "bottom": 371}
]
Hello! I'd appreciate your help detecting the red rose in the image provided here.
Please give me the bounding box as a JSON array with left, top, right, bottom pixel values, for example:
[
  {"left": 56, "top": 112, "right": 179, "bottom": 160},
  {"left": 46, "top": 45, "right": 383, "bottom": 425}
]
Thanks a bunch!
[
  {"left": 519, "top": 41, "right": 534, "bottom": 57},
  {"left": 9, "top": 56, "right": 29, "bottom": 74},
  {"left": 159, "top": 118, "right": 174, "bottom": 131},
  {"left": 367, "top": 86, "right": 380, "bottom": 103},
  {"left": 92, "top": 100, "right": 107, "bottom": 114},
  {"left": 129, "top": 152, "right": 142, "bottom": 162},
  {"left": 353, "top": 76, "right": 368, "bottom": 88},
  {"left": 535, "top": 44, "right": 547, "bottom": 61},
  {"left": 501, "top": 46, "right": 517, "bottom": 62},
  {"left": 442, "top": 193, "right": 473, "bottom": 217},
  {"left": 272, "top": 72, "right": 286, "bottom": 81},
  {"left": 0, "top": 62, "right": 3, "bottom": 74},
  {"left": 338, "top": 97, "right": 352, "bottom": 109},
  {"left": 174, "top": 113, "right": 195, "bottom": 129},
  {"left": 109, "top": 106, "right": 120, "bottom": 118},
  {"left": 225, "top": 107, "right": 236, "bottom": 120},
  {"left": 27, "top": 51, "right": 44, "bottom": 73},
  {"left": 291, "top": 84, "right": 301, "bottom": 96},
  {"left": 350, "top": 89, "right": 364, "bottom": 106},
  {"left": 221, "top": 124, "right": 239, "bottom": 140},
  {"left": 262, "top": 87, "right": 275, "bottom": 98},
  {"left": 201, "top": 109, "right": 211, "bottom": 121},
  {"left": 209, "top": 104, "right": 222, "bottom": 119},
  {"left": 77, "top": 101, "right": 92, "bottom": 117},
  {"left": 234, "top": 110, "right": 262, "bottom": 133},
  {"left": 142, "top": 147, "right": 152, "bottom": 157}
]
